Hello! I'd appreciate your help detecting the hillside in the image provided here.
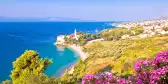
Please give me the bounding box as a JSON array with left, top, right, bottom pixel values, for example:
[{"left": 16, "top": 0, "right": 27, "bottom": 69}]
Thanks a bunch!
[
  {"left": 56, "top": 26, "right": 168, "bottom": 83},
  {"left": 83, "top": 36, "right": 168, "bottom": 76}
]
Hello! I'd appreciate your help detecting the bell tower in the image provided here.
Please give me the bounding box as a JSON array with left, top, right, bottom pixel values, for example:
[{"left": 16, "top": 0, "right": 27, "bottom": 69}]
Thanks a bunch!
[{"left": 74, "top": 28, "right": 78, "bottom": 40}]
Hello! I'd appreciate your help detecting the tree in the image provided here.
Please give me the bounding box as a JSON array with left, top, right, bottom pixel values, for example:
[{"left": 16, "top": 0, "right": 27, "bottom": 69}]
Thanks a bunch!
[
  {"left": 163, "top": 26, "right": 168, "bottom": 31},
  {"left": 130, "top": 26, "right": 144, "bottom": 35},
  {"left": 10, "top": 50, "right": 52, "bottom": 84},
  {"left": 100, "top": 28, "right": 130, "bottom": 41},
  {"left": 22, "top": 74, "right": 56, "bottom": 84},
  {"left": 95, "top": 34, "right": 101, "bottom": 39},
  {"left": 64, "top": 35, "right": 68, "bottom": 43},
  {"left": 91, "top": 34, "right": 96, "bottom": 40}
]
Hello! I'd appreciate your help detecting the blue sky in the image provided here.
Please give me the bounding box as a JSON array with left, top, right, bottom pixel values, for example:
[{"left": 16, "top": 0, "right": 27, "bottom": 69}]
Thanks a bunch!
[{"left": 0, "top": 0, "right": 168, "bottom": 21}]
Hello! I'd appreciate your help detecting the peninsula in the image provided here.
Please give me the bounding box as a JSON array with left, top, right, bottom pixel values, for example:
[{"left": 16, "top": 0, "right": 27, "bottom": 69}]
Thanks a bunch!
[{"left": 54, "top": 29, "right": 102, "bottom": 61}]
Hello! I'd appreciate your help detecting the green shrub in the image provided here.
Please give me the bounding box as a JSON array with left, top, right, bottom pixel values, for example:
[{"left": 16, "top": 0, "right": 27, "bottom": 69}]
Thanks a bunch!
[
  {"left": 130, "top": 26, "right": 144, "bottom": 35},
  {"left": 100, "top": 28, "right": 130, "bottom": 41},
  {"left": 22, "top": 74, "right": 56, "bottom": 84},
  {"left": 163, "top": 26, "right": 168, "bottom": 31},
  {"left": 64, "top": 33, "right": 100, "bottom": 45},
  {"left": 10, "top": 50, "right": 52, "bottom": 84}
]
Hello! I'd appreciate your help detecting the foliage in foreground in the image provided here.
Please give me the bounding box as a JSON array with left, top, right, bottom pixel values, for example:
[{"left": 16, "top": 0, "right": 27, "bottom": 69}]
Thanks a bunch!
[
  {"left": 82, "top": 50, "right": 168, "bottom": 84},
  {"left": 6, "top": 50, "right": 54, "bottom": 84}
]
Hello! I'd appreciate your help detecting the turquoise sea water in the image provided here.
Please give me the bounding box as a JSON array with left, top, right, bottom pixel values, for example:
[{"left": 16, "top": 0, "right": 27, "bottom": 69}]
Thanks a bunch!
[{"left": 0, "top": 22, "right": 114, "bottom": 81}]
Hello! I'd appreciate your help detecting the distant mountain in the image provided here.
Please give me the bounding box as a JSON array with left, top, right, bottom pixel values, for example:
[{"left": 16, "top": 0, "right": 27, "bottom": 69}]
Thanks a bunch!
[
  {"left": 160, "top": 16, "right": 168, "bottom": 20},
  {"left": 48, "top": 17, "right": 93, "bottom": 22},
  {"left": 155, "top": 14, "right": 168, "bottom": 20},
  {"left": 0, "top": 16, "right": 94, "bottom": 22},
  {"left": 0, "top": 16, "right": 45, "bottom": 22}
]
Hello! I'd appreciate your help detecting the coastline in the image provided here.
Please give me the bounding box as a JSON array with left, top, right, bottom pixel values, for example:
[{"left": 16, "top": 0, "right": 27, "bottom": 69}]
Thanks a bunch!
[
  {"left": 54, "top": 60, "right": 78, "bottom": 77},
  {"left": 54, "top": 42, "right": 87, "bottom": 61},
  {"left": 54, "top": 42, "right": 87, "bottom": 75},
  {"left": 68, "top": 45, "right": 87, "bottom": 61},
  {"left": 54, "top": 39, "right": 103, "bottom": 75},
  {"left": 54, "top": 38, "right": 104, "bottom": 61}
]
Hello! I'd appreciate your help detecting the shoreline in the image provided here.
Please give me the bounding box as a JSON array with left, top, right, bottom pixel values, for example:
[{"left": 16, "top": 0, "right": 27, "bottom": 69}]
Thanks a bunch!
[
  {"left": 54, "top": 39, "right": 103, "bottom": 75},
  {"left": 68, "top": 45, "right": 87, "bottom": 61},
  {"left": 54, "top": 43, "right": 87, "bottom": 75},
  {"left": 54, "top": 42, "right": 87, "bottom": 61},
  {"left": 54, "top": 59, "right": 78, "bottom": 77},
  {"left": 54, "top": 38, "right": 103, "bottom": 61}
]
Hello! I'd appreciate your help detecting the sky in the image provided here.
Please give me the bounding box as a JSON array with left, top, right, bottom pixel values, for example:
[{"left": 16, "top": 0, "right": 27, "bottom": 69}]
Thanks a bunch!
[{"left": 0, "top": 0, "right": 168, "bottom": 21}]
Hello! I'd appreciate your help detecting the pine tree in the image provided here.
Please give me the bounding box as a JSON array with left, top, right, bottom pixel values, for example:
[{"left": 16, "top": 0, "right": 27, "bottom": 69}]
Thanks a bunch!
[{"left": 10, "top": 50, "right": 52, "bottom": 84}]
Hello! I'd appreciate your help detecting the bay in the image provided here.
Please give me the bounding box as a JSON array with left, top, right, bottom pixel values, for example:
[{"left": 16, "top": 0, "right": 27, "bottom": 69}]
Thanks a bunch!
[{"left": 0, "top": 22, "right": 114, "bottom": 81}]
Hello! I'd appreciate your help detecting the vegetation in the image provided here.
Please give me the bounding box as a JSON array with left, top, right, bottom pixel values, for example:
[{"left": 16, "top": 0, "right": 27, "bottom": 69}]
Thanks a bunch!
[
  {"left": 56, "top": 59, "right": 86, "bottom": 84},
  {"left": 54, "top": 27, "right": 168, "bottom": 84},
  {"left": 100, "top": 27, "right": 144, "bottom": 41},
  {"left": 2, "top": 50, "right": 56, "bottom": 84},
  {"left": 3, "top": 28, "right": 168, "bottom": 84},
  {"left": 54, "top": 35, "right": 168, "bottom": 84},
  {"left": 130, "top": 26, "right": 144, "bottom": 35},
  {"left": 163, "top": 26, "right": 168, "bottom": 31},
  {"left": 82, "top": 50, "right": 168, "bottom": 84},
  {"left": 100, "top": 28, "right": 130, "bottom": 41},
  {"left": 64, "top": 32, "right": 101, "bottom": 45},
  {"left": 82, "top": 35, "right": 168, "bottom": 77}
]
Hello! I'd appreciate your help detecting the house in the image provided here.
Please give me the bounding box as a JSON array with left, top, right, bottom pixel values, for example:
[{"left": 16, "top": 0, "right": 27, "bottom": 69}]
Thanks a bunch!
[
  {"left": 57, "top": 35, "right": 65, "bottom": 43},
  {"left": 139, "top": 34, "right": 149, "bottom": 38}
]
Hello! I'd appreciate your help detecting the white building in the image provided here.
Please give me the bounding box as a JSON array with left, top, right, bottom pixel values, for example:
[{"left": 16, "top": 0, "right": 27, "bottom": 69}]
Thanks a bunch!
[
  {"left": 160, "top": 30, "right": 166, "bottom": 34},
  {"left": 57, "top": 35, "right": 65, "bottom": 43},
  {"left": 139, "top": 34, "right": 149, "bottom": 38}
]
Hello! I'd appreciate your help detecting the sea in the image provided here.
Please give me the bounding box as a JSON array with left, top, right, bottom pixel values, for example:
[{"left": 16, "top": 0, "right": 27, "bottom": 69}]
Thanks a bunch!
[{"left": 0, "top": 22, "right": 114, "bottom": 81}]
